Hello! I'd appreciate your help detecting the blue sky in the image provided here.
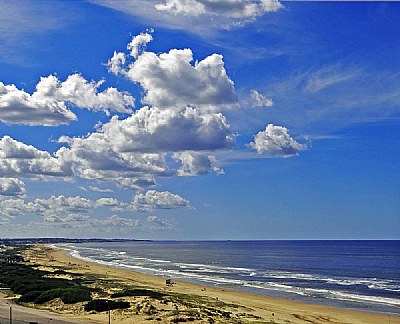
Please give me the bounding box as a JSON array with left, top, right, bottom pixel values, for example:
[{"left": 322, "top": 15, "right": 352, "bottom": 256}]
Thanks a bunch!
[{"left": 0, "top": 0, "right": 399, "bottom": 239}]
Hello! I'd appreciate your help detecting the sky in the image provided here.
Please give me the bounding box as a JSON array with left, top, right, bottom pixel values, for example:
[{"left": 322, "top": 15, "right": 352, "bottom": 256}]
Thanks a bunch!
[{"left": 0, "top": 0, "right": 399, "bottom": 240}]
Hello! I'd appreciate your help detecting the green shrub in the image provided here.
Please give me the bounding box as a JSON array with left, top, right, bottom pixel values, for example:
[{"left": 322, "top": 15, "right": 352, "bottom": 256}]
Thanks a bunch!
[
  {"left": 111, "top": 288, "right": 165, "bottom": 299},
  {"left": 11, "top": 278, "right": 75, "bottom": 295},
  {"left": 19, "top": 291, "right": 43, "bottom": 303},
  {"left": 84, "top": 299, "right": 130, "bottom": 312},
  {"left": 0, "top": 250, "right": 91, "bottom": 306},
  {"left": 34, "top": 288, "right": 92, "bottom": 304}
]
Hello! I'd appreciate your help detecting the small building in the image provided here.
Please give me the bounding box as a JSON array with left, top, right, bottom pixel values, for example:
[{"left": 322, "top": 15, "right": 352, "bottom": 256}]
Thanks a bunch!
[{"left": 166, "top": 279, "right": 174, "bottom": 286}]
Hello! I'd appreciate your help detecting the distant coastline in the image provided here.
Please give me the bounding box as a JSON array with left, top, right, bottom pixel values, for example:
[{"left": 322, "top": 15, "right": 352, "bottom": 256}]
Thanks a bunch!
[{"left": 0, "top": 237, "right": 151, "bottom": 245}]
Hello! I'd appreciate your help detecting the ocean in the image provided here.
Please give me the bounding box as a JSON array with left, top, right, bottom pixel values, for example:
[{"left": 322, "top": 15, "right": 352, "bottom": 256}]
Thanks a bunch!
[{"left": 57, "top": 240, "right": 400, "bottom": 315}]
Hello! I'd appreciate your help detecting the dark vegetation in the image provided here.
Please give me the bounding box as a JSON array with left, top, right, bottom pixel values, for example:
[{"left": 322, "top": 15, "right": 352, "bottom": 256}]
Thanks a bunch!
[
  {"left": 34, "top": 288, "right": 92, "bottom": 304},
  {"left": 84, "top": 299, "right": 130, "bottom": 312},
  {"left": 0, "top": 246, "right": 131, "bottom": 313},
  {"left": 0, "top": 246, "right": 92, "bottom": 305},
  {"left": 111, "top": 288, "right": 166, "bottom": 299}
]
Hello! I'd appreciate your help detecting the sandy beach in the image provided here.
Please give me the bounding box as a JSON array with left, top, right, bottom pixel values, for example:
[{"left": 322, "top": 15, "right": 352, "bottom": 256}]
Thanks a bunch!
[{"left": 1, "top": 244, "right": 397, "bottom": 324}]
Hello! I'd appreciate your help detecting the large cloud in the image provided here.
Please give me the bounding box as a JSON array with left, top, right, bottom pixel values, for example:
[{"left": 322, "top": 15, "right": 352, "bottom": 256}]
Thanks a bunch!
[
  {"left": 0, "top": 178, "right": 26, "bottom": 197},
  {"left": 0, "top": 74, "right": 134, "bottom": 126},
  {"left": 0, "top": 199, "right": 27, "bottom": 220},
  {"left": 108, "top": 33, "right": 237, "bottom": 110},
  {"left": 0, "top": 81, "right": 76, "bottom": 126},
  {"left": 131, "top": 190, "right": 189, "bottom": 212},
  {"left": 30, "top": 195, "right": 96, "bottom": 215},
  {"left": 92, "top": 106, "right": 234, "bottom": 152},
  {"left": 56, "top": 105, "right": 233, "bottom": 188},
  {"left": 0, "top": 135, "right": 158, "bottom": 190},
  {"left": 250, "top": 124, "right": 306, "bottom": 157},
  {"left": 0, "top": 136, "right": 71, "bottom": 178},
  {"left": 56, "top": 136, "right": 166, "bottom": 190},
  {"left": 128, "top": 50, "right": 237, "bottom": 109}
]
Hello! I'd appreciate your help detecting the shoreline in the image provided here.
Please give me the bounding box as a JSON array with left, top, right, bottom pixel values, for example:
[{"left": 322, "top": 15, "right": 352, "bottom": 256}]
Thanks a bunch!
[
  {"left": 6, "top": 244, "right": 395, "bottom": 323},
  {"left": 0, "top": 244, "right": 400, "bottom": 324},
  {"left": 59, "top": 242, "right": 400, "bottom": 316}
]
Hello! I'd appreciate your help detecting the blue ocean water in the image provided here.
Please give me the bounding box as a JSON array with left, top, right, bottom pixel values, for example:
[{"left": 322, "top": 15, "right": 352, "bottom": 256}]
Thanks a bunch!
[{"left": 58, "top": 240, "right": 400, "bottom": 315}]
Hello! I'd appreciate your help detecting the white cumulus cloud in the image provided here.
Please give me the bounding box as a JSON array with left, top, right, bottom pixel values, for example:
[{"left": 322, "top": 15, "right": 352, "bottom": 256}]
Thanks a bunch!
[
  {"left": 0, "top": 199, "right": 27, "bottom": 220},
  {"left": 131, "top": 190, "right": 189, "bottom": 212},
  {"left": 173, "top": 151, "right": 223, "bottom": 176},
  {"left": 56, "top": 132, "right": 166, "bottom": 190},
  {"left": 0, "top": 81, "right": 77, "bottom": 126},
  {"left": 0, "top": 74, "right": 134, "bottom": 126},
  {"left": 96, "top": 197, "right": 124, "bottom": 207},
  {"left": 127, "top": 31, "right": 154, "bottom": 59},
  {"left": 107, "top": 51, "right": 127, "bottom": 75},
  {"left": 55, "top": 105, "right": 233, "bottom": 188},
  {"left": 95, "top": 106, "right": 234, "bottom": 153},
  {"left": 0, "top": 194, "right": 128, "bottom": 222},
  {"left": 108, "top": 34, "right": 237, "bottom": 110},
  {"left": 88, "top": 186, "right": 114, "bottom": 193},
  {"left": 155, "top": 0, "right": 205, "bottom": 16},
  {"left": 31, "top": 195, "right": 95, "bottom": 215},
  {"left": 0, "top": 178, "right": 26, "bottom": 197},
  {"left": 250, "top": 124, "right": 306, "bottom": 157},
  {"left": 249, "top": 89, "right": 273, "bottom": 107},
  {"left": 0, "top": 136, "right": 71, "bottom": 179},
  {"left": 155, "top": 0, "right": 282, "bottom": 20}
]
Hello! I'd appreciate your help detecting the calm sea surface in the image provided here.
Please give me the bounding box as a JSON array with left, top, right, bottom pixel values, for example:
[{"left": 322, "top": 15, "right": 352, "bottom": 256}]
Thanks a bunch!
[{"left": 57, "top": 240, "right": 400, "bottom": 315}]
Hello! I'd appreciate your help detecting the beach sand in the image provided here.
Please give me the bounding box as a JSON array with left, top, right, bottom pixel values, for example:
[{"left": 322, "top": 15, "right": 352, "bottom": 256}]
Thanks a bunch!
[{"left": 2, "top": 244, "right": 398, "bottom": 324}]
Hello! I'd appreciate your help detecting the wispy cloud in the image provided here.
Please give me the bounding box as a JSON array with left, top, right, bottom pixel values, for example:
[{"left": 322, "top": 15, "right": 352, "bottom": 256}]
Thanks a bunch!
[
  {"left": 0, "top": 1, "right": 78, "bottom": 64},
  {"left": 304, "top": 65, "right": 361, "bottom": 93},
  {"left": 90, "top": 0, "right": 282, "bottom": 35},
  {"left": 254, "top": 64, "right": 400, "bottom": 134}
]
